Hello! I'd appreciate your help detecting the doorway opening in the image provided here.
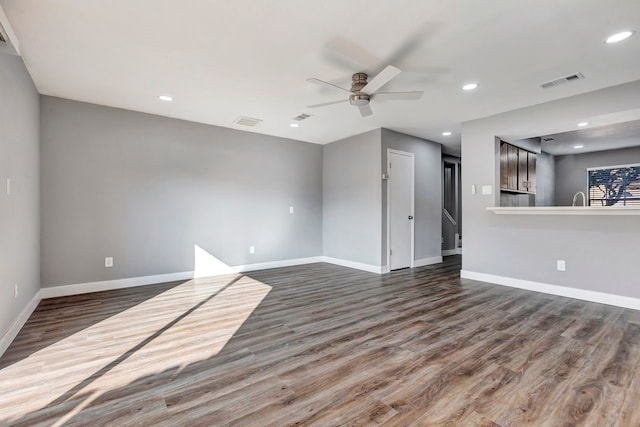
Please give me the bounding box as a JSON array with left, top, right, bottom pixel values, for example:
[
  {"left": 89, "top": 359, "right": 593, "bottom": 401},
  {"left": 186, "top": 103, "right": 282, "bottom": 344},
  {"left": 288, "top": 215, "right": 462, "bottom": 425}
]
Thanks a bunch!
[{"left": 442, "top": 157, "right": 462, "bottom": 256}]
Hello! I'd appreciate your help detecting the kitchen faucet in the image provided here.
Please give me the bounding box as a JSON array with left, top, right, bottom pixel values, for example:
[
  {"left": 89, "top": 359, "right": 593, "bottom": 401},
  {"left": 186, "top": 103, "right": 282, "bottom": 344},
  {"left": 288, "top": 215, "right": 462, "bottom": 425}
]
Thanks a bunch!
[{"left": 572, "top": 191, "right": 586, "bottom": 207}]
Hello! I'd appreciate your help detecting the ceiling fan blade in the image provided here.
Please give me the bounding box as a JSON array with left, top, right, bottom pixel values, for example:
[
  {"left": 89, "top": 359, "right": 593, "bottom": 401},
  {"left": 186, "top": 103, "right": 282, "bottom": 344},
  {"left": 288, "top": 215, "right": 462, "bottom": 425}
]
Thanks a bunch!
[
  {"left": 359, "top": 104, "right": 373, "bottom": 117},
  {"left": 374, "top": 91, "right": 423, "bottom": 101},
  {"left": 384, "top": 25, "right": 441, "bottom": 69},
  {"left": 324, "top": 37, "right": 381, "bottom": 72},
  {"left": 307, "top": 99, "right": 348, "bottom": 108},
  {"left": 361, "top": 65, "right": 401, "bottom": 95},
  {"left": 306, "top": 78, "right": 352, "bottom": 94}
]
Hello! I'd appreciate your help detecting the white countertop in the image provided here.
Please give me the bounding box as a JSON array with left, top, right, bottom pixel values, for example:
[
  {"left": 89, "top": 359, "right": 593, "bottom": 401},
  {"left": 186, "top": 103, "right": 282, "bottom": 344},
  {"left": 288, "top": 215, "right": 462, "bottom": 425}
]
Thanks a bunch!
[{"left": 487, "top": 206, "right": 640, "bottom": 215}]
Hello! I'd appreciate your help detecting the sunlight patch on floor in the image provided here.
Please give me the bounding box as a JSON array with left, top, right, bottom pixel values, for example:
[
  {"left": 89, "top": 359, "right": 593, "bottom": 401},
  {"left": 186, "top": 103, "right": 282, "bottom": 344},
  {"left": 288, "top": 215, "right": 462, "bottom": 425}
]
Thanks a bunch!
[{"left": 0, "top": 249, "right": 271, "bottom": 424}]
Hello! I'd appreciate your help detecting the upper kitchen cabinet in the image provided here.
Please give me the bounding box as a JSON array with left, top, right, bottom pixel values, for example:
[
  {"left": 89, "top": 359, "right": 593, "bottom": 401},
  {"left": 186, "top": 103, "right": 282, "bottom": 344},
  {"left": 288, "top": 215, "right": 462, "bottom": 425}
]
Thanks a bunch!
[{"left": 500, "top": 141, "right": 536, "bottom": 194}]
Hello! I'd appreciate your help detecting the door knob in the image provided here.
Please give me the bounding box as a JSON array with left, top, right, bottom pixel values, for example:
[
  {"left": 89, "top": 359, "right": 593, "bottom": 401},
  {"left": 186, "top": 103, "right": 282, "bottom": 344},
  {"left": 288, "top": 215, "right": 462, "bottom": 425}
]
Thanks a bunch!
[{"left": 408, "top": 215, "right": 414, "bottom": 220}]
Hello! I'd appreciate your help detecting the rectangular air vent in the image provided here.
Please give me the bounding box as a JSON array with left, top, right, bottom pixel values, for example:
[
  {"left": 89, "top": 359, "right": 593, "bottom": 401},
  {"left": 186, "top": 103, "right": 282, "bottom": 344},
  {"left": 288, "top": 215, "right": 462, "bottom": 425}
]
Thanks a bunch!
[
  {"left": 0, "top": 6, "right": 20, "bottom": 55},
  {"left": 542, "top": 137, "right": 555, "bottom": 142},
  {"left": 293, "top": 113, "right": 312, "bottom": 121},
  {"left": 233, "top": 116, "right": 262, "bottom": 127},
  {"left": 541, "top": 73, "right": 584, "bottom": 89},
  {"left": 0, "top": 18, "right": 7, "bottom": 44}
]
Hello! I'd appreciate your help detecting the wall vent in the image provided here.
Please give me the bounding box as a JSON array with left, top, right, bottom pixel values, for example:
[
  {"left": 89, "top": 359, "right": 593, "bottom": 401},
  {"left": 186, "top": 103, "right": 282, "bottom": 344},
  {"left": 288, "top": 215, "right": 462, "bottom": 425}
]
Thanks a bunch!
[
  {"left": 233, "top": 116, "right": 262, "bottom": 127},
  {"left": 541, "top": 73, "right": 585, "bottom": 89},
  {"left": 542, "top": 137, "right": 555, "bottom": 142},
  {"left": 293, "top": 113, "right": 312, "bottom": 121},
  {"left": 0, "top": 6, "right": 20, "bottom": 55}
]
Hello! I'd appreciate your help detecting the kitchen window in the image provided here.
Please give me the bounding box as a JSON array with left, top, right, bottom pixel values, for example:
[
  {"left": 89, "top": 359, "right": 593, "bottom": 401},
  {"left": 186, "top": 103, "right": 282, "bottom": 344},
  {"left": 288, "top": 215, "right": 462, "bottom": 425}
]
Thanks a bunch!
[{"left": 588, "top": 163, "right": 640, "bottom": 206}]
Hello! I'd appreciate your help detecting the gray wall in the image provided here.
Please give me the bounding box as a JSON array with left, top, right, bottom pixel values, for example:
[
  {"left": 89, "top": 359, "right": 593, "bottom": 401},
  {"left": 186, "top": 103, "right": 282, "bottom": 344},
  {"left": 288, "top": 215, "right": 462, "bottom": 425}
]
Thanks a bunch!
[
  {"left": 323, "top": 129, "right": 382, "bottom": 266},
  {"left": 381, "top": 129, "right": 442, "bottom": 264},
  {"left": 535, "top": 151, "right": 555, "bottom": 207},
  {"left": 462, "top": 80, "right": 640, "bottom": 298},
  {"left": 0, "top": 54, "right": 40, "bottom": 338},
  {"left": 555, "top": 146, "right": 640, "bottom": 206},
  {"left": 500, "top": 192, "right": 534, "bottom": 207},
  {"left": 40, "top": 96, "right": 323, "bottom": 287}
]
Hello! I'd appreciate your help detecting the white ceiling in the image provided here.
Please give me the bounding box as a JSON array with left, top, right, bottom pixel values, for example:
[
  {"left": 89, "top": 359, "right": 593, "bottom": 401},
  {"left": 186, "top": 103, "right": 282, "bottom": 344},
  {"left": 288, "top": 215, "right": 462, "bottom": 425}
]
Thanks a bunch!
[
  {"left": 2, "top": 0, "right": 640, "bottom": 153},
  {"left": 542, "top": 119, "right": 640, "bottom": 156}
]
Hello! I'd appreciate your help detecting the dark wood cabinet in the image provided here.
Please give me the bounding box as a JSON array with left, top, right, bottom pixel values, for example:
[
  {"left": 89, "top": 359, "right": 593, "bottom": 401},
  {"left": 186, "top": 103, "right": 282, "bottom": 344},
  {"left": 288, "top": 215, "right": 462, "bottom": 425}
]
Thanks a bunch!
[
  {"left": 527, "top": 153, "right": 536, "bottom": 193},
  {"left": 500, "top": 141, "right": 536, "bottom": 194}
]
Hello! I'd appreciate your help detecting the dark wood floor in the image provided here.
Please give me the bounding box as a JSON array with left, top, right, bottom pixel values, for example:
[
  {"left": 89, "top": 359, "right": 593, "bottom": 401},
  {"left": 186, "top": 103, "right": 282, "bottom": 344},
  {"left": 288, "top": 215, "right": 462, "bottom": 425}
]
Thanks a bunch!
[{"left": 2, "top": 256, "right": 640, "bottom": 426}]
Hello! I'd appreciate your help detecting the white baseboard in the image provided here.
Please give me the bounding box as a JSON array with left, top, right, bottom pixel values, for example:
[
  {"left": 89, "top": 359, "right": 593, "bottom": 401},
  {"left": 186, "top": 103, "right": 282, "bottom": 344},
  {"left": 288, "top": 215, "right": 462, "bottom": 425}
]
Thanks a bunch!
[
  {"left": 0, "top": 290, "right": 41, "bottom": 357},
  {"left": 460, "top": 270, "right": 640, "bottom": 311},
  {"left": 41, "top": 271, "right": 195, "bottom": 299},
  {"left": 236, "top": 256, "right": 324, "bottom": 273},
  {"left": 322, "top": 257, "right": 384, "bottom": 274},
  {"left": 41, "top": 256, "right": 325, "bottom": 299},
  {"left": 321, "top": 256, "right": 443, "bottom": 274},
  {"left": 442, "top": 248, "right": 462, "bottom": 256},
  {"left": 414, "top": 256, "right": 444, "bottom": 267}
]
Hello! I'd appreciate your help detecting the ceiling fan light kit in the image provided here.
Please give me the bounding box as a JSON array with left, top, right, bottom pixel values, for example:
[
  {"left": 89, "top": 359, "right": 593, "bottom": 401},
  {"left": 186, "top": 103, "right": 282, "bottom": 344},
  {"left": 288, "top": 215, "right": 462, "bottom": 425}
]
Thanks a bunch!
[
  {"left": 307, "top": 65, "right": 423, "bottom": 117},
  {"left": 349, "top": 93, "right": 370, "bottom": 107}
]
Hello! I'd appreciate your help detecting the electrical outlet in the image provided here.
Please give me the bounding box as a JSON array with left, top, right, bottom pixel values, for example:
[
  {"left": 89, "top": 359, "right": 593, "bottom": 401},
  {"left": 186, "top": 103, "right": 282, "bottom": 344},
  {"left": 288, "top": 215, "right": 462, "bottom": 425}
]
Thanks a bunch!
[
  {"left": 481, "top": 185, "right": 492, "bottom": 195},
  {"left": 249, "top": 246, "right": 255, "bottom": 254},
  {"left": 557, "top": 260, "right": 566, "bottom": 271},
  {"left": 14, "top": 283, "right": 18, "bottom": 299},
  {"left": 289, "top": 206, "right": 294, "bottom": 214},
  {"left": 105, "top": 257, "right": 113, "bottom": 267}
]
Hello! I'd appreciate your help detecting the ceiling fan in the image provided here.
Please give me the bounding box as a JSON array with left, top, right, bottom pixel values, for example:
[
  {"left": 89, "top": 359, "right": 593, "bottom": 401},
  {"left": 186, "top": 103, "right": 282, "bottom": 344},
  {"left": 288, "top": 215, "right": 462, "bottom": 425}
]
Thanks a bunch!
[{"left": 306, "top": 65, "right": 423, "bottom": 117}]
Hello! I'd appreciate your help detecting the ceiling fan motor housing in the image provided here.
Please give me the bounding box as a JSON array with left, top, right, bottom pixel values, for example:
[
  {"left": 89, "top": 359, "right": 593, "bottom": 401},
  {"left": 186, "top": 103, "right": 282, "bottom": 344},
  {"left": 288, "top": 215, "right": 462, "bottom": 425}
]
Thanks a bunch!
[{"left": 350, "top": 73, "right": 370, "bottom": 105}]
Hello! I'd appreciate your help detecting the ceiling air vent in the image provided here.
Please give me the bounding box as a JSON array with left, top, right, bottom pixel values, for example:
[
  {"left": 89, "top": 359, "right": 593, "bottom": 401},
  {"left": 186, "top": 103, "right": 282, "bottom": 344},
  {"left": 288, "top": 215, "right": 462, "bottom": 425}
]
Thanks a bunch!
[
  {"left": 541, "top": 73, "right": 585, "bottom": 89},
  {"left": 0, "top": 6, "right": 20, "bottom": 55},
  {"left": 293, "top": 113, "right": 312, "bottom": 121},
  {"left": 233, "top": 116, "right": 262, "bottom": 127}
]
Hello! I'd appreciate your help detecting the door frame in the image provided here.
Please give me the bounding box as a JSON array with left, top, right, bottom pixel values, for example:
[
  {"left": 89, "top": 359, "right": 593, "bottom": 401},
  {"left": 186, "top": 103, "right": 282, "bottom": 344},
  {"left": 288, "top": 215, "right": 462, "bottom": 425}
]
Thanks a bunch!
[{"left": 386, "top": 148, "right": 415, "bottom": 270}]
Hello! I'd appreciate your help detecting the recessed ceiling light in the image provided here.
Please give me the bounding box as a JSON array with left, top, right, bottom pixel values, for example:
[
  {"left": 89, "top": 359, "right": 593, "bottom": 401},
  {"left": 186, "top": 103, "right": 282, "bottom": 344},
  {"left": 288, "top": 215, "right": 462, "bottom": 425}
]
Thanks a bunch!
[
  {"left": 159, "top": 95, "right": 173, "bottom": 102},
  {"left": 605, "top": 30, "right": 635, "bottom": 44},
  {"left": 462, "top": 83, "right": 479, "bottom": 91},
  {"left": 442, "top": 131, "right": 452, "bottom": 136},
  {"left": 289, "top": 123, "right": 299, "bottom": 128},
  {"left": 573, "top": 145, "right": 584, "bottom": 149},
  {"left": 578, "top": 122, "right": 589, "bottom": 127}
]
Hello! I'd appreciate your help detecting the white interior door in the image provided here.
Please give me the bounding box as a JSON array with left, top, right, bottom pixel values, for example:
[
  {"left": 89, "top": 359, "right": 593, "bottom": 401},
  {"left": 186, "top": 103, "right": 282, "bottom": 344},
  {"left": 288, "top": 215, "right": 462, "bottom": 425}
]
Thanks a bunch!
[{"left": 388, "top": 150, "right": 414, "bottom": 270}]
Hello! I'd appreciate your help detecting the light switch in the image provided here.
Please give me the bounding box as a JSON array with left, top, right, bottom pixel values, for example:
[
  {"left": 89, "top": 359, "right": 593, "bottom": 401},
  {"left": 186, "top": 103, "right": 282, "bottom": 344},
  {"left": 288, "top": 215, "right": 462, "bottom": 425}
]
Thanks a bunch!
[
  {"left": 289, "top": 206, "right": 294, "bottom": 214},
  {"left": 481, "top": 185, "right": 492, "bottom": 195},
  {"left": 471, "top": 185, "right": 476, "bottom": 195},
  {"left": 6, "top": 178, "right": 11, "bottom": 196}
]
